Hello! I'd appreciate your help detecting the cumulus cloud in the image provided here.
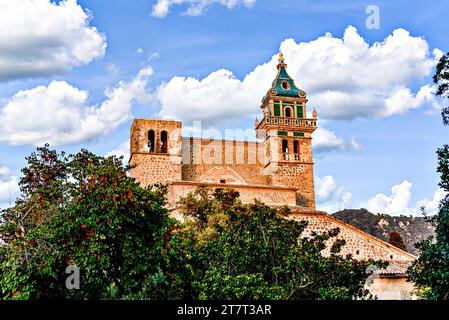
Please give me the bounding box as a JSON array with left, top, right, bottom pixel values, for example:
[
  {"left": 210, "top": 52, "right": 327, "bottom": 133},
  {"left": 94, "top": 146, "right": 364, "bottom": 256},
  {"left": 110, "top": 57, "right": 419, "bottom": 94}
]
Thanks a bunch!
[
  {"left": 0, "top": 67, "right": 153, "bottom": 146},
  {"left": 417, "top": 188, "right": 447, "bottom": 216},
  {"left": 154, "top": 26, "right": 441, "bottom": 128},
  {"left": 316, "top": 177, "right": 446, "bottom": 216},
  {"left": 315, "top": 175, "right": 352, "bottom": 213},
  {"left": 151, "top": 0, "right": 256, "bottom": 18},
  {"left": 363, "top": 180, "right": 446, "bottom": 216},
  {"left": 364, "top": 180, "right": 413, "bottom": 215},
  {"left": 0, "top": 166, "right": 19, "bottom": 207},
  {"left": 384, "top": 85, "right": 442, "bottom": 117},
  {"left": 156, "top": 69, "right": 258, "bottom": 126},
  {"left": 106, "top": 140, "right": 130, "bottom": 163},
  {"left": 0, "top": 0, "right": 106, "bottom": 81}
]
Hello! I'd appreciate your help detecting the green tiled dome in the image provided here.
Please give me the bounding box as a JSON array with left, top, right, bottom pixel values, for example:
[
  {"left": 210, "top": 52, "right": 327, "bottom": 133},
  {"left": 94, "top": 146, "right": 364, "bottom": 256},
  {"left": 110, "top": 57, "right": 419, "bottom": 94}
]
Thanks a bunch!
[{"left": 265, "top": 53, "right": 306, "bottom": 100}]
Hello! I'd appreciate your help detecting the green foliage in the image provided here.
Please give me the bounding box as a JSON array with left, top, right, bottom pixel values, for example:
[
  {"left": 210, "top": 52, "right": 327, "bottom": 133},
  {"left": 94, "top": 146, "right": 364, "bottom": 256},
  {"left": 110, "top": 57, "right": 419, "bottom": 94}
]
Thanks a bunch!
[
  {"left": 0, "top": 147, "right": 386, "bottom": 300},
  {"left": 408, "top": 145, "right": 449, "bottom": 299},
  {"left": 0, "top": 145, "right": 192, "bottom": 300},
  {"left": 433, "top": 51, "right": 449, "bottom": 125},
  {"left": 408, "top": 52, "right": 449, "bottom": 300},
  {"left": 179, "top": 187, "right": 386, "bottom": 300}
]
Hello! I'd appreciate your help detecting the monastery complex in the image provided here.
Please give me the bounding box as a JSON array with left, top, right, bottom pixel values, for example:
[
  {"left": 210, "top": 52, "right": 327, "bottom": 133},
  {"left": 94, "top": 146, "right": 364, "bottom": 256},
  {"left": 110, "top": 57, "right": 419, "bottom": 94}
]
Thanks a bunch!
[{"left": 129, "top": 53, "right": 416, "bottom": 299}]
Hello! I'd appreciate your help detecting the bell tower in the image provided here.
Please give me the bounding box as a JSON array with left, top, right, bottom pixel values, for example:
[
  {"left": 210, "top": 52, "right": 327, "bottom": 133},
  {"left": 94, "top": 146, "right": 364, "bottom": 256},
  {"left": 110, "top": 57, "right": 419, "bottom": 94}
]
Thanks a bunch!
[{"left": 256, "top": 53, "right": 318, "bottom": 207}]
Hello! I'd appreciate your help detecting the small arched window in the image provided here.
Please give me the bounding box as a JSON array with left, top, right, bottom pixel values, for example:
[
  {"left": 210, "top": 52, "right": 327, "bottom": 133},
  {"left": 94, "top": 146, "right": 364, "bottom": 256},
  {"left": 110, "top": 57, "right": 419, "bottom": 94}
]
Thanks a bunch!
[
  {"left": 282, "top": 139, "right": 289, "bottom": 160},
  {"left": 293, "top": 140, "right": 300, "bottom": 160},
  {"left": 148, "top": 130, "right": 155, "bottom": 153},
  {"left": 160, "top": 130, "right": 168, "bottom": 153},
  {"left": 284, "top": 107, "right": 293, "bottom": 118}
]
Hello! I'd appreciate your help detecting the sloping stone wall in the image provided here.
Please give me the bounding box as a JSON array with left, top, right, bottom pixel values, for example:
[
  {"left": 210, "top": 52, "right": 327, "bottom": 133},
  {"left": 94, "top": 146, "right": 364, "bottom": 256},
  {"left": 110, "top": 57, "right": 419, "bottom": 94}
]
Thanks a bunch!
[{"left": 288, "top": 210, "right": 415, "bottom": 262}]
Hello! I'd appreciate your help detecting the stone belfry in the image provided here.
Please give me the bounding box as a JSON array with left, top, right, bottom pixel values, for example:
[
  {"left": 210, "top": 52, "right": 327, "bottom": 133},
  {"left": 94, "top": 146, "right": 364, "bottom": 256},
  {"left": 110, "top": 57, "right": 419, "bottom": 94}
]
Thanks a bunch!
[{"left": 255, "top": 52, "right": 318, "bottom": 207}]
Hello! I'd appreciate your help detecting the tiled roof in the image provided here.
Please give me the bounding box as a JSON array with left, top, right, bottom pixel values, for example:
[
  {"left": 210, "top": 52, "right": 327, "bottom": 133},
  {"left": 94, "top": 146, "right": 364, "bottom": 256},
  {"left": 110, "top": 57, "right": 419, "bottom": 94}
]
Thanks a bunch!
[{"left": 376, "top": 260, "right": 412, "bottom": 275}]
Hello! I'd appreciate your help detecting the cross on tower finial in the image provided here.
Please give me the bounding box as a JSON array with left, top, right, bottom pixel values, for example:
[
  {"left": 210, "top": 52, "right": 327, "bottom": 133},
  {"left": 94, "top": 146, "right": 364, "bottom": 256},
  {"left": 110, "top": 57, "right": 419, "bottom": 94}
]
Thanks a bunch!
[{"left": 278, "top": 52, "right": 284, "bottom": 63}]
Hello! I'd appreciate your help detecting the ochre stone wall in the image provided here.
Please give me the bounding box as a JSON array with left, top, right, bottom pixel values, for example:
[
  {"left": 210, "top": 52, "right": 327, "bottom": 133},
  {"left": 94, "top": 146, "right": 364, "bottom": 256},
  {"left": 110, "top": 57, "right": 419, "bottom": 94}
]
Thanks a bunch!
[
  {"left": 288, "top": 211, "right": 415, "bottom": 262},
  {"left": 129, "top": 119, "right": 317, "bottom": 207},
  {"left": 270, "top": 162, "right": 315, "bottom": 207},
  {"left": 168, "top": 182, "right": 297, "bottom": 206},
  {"left": 129, "top": 119, "right": 182, "bottom": 186},
  {"left": 180, "top": 138, "right": 269, "bottom": 185},
  {"left": 130, "top": 153, "right": 182, "bottom": 186},
  {"left": 130, "top": 119, "right": 182, "bottom": 155}
]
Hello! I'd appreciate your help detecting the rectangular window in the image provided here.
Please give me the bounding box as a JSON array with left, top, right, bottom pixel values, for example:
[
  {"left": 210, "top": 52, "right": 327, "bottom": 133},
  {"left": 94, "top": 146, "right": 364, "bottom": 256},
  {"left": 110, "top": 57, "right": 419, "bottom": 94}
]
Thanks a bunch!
[
  {"left": 278, "top": 131, "right": 288, "bottom": 136},
  {"left": 274, "top": 102, "right": 281, "bottom": 116},
  {"left": 296, "top": 103, "right": 304, "bottom": 118},
  {"left": 294, "top": 132, "right": 304, "bottom": 137}
]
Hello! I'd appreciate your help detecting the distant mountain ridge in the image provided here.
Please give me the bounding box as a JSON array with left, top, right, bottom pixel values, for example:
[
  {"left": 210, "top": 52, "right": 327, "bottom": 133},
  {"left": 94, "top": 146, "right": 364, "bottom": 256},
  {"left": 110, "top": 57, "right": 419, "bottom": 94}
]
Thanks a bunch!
[{"left": 332, "top": 209, "right": 435, "bottom": 255}]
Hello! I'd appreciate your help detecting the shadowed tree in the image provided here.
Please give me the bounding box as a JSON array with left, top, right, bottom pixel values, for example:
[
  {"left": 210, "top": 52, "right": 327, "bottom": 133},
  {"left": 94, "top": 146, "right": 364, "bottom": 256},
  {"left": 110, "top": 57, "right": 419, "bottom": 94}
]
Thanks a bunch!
[
  {"left": 0, "top": 145, "right": 193, "bottom": 300},
  {"left": 434, "top": 51, "right": 449, "bottom": 125},
  {"left": 388, "top": 232, "right": 408, "bottom": 252},
  {"left": 408, "top": 51, "right": 449, "bottom": 300},
  {"left": 0, "top": 146, "right": 387, "bottom": 300},
  {"left": 178, "top": 187, "right": 386, "bottom": 300}
]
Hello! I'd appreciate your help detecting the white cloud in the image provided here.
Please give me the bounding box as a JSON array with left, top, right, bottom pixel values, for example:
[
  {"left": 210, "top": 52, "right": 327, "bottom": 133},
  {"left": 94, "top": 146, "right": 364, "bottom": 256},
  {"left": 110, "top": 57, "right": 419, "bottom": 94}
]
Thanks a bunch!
[
  {"left": 417, "top": 188, "right": 447, "bottom": 216},
  {"left": 383, "top": 85, "right": 441, "bottom": 117},
  {"left": 316, "top": 175, "right": 352, "bottom": 213},
  {"left": 0, "top": 67, "right": 153, "bottom": 146},
  {"left": 316, "top": 177, "right": 447, "bottom": 216},
  {"left": 106, "top": 140, "right": 130, "bottom": 163},
  {"left": 363, "top": 181, "right": 447, "bottom": 216},
  {"left": 154, "top": 26, "right": 441, "bottom": 127},
  {"left": 151, "top": 0, "right": 256, "bottom": 18},
  {"left": 0, "top": 0, "right": 106, "bottom": 81},
  {"left": 313, "top": 127, "right": 361, "bottom": 153},
  {"left": 156, "top": 69, "right": 257, "bottom": 126},
  {"left": 0, "top": 166, "right": 19, "bottom": 206},
  {"left": 364, "top": 180, "right": 413, "bottom": 215}
]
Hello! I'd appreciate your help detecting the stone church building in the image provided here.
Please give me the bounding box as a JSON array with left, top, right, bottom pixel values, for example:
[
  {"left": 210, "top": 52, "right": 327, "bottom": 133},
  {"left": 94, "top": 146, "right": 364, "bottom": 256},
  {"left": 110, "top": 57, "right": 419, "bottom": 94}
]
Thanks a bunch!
[{"left": 129, "top": 54, "right": 416, "bottom": 299}]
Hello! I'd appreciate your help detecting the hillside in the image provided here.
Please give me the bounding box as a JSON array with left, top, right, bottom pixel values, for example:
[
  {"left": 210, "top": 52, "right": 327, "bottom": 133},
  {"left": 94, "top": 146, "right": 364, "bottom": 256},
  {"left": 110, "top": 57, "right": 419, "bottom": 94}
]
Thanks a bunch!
[{"left": 332, "top": 209, "right": 435, "bottom": 255}]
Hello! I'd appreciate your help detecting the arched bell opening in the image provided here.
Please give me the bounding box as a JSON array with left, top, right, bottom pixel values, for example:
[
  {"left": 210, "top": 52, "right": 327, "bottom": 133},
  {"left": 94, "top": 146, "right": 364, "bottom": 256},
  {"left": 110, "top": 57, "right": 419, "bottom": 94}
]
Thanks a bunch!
[
  {"left": 148, "top": 130, "right": 155, "bottom": 153},
  {"left": 160, "top": 130, "right": 168, "bottom": 153},
  {"left": 282, "top": 139, "right": 289, "bottom": 160}
]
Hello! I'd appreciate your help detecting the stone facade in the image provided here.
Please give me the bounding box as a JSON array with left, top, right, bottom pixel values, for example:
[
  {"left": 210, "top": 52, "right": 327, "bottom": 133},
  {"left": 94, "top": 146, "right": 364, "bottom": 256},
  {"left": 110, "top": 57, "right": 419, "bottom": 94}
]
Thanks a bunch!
[
  {"left": 130, "top": 54, "right": 318, "bottom": 208},
  {"left": 128, "top": 53, "right": 416, "bottom": 299},
  {"left": 168, "top": 181, "right": 298, "bottom": 206},
  {"left": 288, "top": 208, "right": 417, "bottom": 300},
  {"left": 288, "top": 209, "right": 415, "bottom": 263}
]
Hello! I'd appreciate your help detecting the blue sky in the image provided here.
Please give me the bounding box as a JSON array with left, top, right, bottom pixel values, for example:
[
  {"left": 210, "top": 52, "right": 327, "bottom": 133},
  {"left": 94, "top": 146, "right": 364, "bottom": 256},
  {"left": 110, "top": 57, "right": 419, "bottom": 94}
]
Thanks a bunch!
[{"left": 0, "top": 0, "right": 448, "bottom": 215}]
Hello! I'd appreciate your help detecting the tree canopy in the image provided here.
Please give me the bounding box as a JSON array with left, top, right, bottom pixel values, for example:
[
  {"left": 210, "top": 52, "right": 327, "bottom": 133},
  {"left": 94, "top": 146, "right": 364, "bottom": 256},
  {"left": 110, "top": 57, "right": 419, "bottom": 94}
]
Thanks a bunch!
[
  {"left": 0, "top": 146, "right": 190, "bottom": 299},
  {"left": 178, "top": 187, "right": 385, "bottom": 300},
  {"left": 408, "top": 51, "right": 449, "bottom": 300},
  {"left": 433, "top": 51, "right": 449, "bottom": 125},
  {"left": 1, "top": 145, "right": 384, "bottom": 300}
]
